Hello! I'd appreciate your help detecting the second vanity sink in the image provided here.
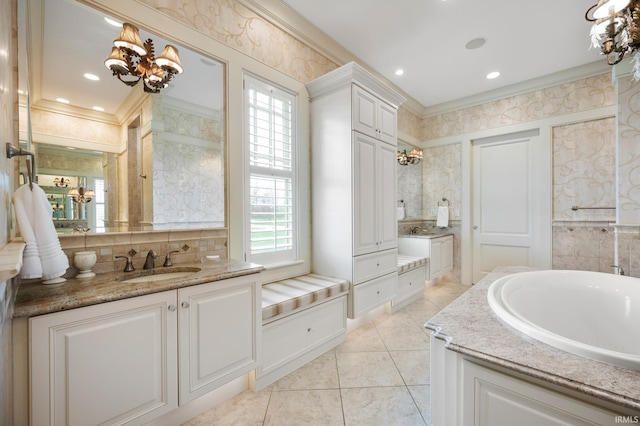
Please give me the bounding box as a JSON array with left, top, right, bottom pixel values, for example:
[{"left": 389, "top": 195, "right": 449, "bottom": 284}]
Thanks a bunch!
[{"left": 118, "top": 267, "right": 202, "bottom": 284}]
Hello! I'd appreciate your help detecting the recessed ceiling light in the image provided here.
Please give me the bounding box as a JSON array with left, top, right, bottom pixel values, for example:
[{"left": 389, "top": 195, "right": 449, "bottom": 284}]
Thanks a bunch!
[
  {"left": 92, "top": 106, "right": 105, "bottom": 112},
  {"left": 395, "top": 69, "right": 404, "bottom": 76},
  {"left": 465, "top": 37, "right": 487, "bottom": 50},
  {"left": 104, "top": 17, "right": 122, "bottom": 27},
  {"left": 56, "top": 98, "right": 70, "bottom": 104},
  {"left": 486, "top": 71, "right": 501, "bottom": 79},
  {"left": 84, "top": 73, "right": 99, "bottom": 81}
]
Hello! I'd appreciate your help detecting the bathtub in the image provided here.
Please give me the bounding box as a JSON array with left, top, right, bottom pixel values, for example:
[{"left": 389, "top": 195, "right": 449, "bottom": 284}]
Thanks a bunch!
[{"left": 487, "top": 270, "right": 640, "bottom": 371}]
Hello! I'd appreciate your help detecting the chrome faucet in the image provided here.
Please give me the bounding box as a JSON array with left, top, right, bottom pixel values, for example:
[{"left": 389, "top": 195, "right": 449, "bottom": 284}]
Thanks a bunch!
[
  {"left": 409, "top": 226, "right": 422, "bottom": 235},
  {"left": 144, "top": 250, "right": 158, "bottom": 270},
  {"left": 115, "top": 255, "right": 135, "bottom": 272},
  {"left": 163, "top": 250, "right": 180, "bottom": 267},
  {"left": 611, "top": 265, "right": 625, "bottom": 275}
]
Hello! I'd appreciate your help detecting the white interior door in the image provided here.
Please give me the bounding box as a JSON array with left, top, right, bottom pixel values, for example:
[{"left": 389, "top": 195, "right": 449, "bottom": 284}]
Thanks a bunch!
[{"left": 472, "top": 130, "right": 543, "bottom": 283}]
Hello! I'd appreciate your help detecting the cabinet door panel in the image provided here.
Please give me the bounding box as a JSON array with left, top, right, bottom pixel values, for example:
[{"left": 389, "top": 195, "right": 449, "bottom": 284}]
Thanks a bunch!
[
  {"left": 378, "top": 142, "right": 398, "bottom": 251},
  {"left": 178, "top": 277, "right": 260, "bottom": 404},
  {"left": 353, "top": 133, "right": 379, "bottom": 256},
  {"left": 377, "top": 101, "right": 397, "bottom": 144},
  {"left": 30, "top": 291, "right": 177, "bottom": 426},
  {"left": 352, "top": 85, "right": 377, "bottom": 138}
]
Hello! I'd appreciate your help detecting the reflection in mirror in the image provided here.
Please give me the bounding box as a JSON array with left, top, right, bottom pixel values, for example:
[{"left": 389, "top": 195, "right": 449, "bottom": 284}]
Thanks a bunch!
[
  {"left": 397, "top": 140, "right": 423, "bottom": 220},
  {"left": 18, "top": 0, "right": 226, "bottom": 233}
]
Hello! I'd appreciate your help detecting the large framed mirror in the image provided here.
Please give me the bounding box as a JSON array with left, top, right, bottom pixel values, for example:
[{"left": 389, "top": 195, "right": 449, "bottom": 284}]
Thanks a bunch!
[{"left": 18, "top": 0, "right": 226, "bottom": 233}]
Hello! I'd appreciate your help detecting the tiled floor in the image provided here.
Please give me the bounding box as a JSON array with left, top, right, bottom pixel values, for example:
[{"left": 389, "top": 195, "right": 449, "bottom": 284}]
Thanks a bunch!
[{"left": 182, "top": 281, "right": 469, "bottom": 426}]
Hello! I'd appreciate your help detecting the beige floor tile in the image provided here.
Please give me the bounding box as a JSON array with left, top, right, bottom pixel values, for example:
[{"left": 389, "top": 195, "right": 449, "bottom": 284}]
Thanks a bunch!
[
  {"left": 181, "top": 388, "right": 271, "bottom": 426},
  {"left": 263, "top": 389, "right": 344, "bottom": 426},
  {"left": 389, "top": 350, "right": 430, "bottom": 385},
  {"left": 335, "top": 322, "right": 387, "bottom": 353},
  {"left": 373, "top": 310, "right": 417, "bottom": 330},
  {"left": 377, "top": 323, "right": 430, "bottom": 351},
  {"left": 272, "top": 351, "right": 339, "bottom": 390},
  {"left": 341, "top": 386, "right": 426, "bottom": 426},
  {"left": 336, "top": 351, "right": 404, "bottom": 388},
  {"left": 408, "top": 385, "right": 431, "bottom": 425}
]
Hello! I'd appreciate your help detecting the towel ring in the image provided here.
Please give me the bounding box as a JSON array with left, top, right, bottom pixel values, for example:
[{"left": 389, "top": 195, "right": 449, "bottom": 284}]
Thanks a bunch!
[{"left": 438, "top": 198, "right": 449, "bottom": 207}]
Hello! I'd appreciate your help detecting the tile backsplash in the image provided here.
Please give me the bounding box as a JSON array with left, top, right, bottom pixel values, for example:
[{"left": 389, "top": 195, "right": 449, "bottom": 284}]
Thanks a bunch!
[{"left": 59, "top": 228, "right": 228, "bottom": 278}]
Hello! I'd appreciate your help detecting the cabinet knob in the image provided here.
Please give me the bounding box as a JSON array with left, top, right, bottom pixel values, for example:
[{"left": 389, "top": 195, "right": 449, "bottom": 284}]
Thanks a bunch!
[
  {"left": 168, "top": 304, "right": 177, "bottom": 312},
  {"left": 181, "top": 301, "right": 190, "bottom": 309},
  {"left": 307, "top": 328, "right": 312, "bottom": 332},
  {"left": 473, "top": 225, "right": 478, "bottom": 230},
  {"left": 377, "top": 290, "right": 380, "bottom": 295}
]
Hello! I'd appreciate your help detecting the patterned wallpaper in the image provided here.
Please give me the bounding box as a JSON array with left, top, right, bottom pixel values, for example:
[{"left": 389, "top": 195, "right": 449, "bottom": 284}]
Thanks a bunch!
[
  {"left": 552, "top": 118, "right": 616, "bottom": 221},
  {"left": 151, "top": 101, "right": 225, "bottom": 227},
  {"left": 422, "top": 144, "right": 461, "bottom": 221},
  {"left": 422, "top": 74, "right": 615, "bottom": 140}
]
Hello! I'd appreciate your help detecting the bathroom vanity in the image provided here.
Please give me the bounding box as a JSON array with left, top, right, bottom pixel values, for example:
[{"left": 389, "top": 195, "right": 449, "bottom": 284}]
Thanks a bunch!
[
  {"left": 427, "top": 266, "right": 640, "bottom": 424},
  {"left": 12, "top": 259, "right": 264, "bottom": 426},
  {"left": 398, "top": 234, "right": 453, "bottom": 280}
]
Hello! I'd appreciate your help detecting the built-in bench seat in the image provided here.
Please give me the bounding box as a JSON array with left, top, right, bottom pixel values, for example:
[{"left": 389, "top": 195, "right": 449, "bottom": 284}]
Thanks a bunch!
[
  {"left": 261, "top": 274, "right": 350, "bottom": 323},
  {"left": 391, "top": 255, "right": 429, "bottom": 313},
  {"left": 250, "top": 273, "right": 350, "bottom": 390},
  {"left": 397, "top": 254, "right": 428, "bottom": 274}
]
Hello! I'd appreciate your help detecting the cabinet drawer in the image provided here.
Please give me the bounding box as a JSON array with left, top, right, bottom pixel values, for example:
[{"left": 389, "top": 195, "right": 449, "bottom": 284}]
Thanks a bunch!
[
  {"left": 262, "top": 296, "right": 347, "bottom": 375},
  {"left": 397, "top": 266, "right": 426, "bottom": 299},
  {"left": 353, "top": 250, "right": 397, "bottom": 284},
  {"left": 350, "top": 273, "right": 397, "bottom": 318}
]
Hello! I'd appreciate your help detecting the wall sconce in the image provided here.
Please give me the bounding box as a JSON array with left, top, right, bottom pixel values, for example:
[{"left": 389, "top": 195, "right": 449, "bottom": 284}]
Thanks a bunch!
[
  {"left": 397, "top": 148, "right": 423, "bottom": 166},
  {"left": 68, "top": 187, "right": 95, "bottom": 204},
  {"left": 104, "top": 23, "right": 184, "bottom": 93},
  {"left": 53, "top": 177, "right": 70, "bottom": 188}
]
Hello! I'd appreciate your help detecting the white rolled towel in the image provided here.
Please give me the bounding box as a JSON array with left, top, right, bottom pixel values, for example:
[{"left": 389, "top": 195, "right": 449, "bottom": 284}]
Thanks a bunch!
[{"left": 13, "top": 184, "right": 69, "bottom": 280}]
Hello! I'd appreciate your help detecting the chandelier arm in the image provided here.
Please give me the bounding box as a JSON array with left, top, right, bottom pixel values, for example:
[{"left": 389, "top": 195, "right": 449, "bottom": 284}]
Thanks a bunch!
[{"left": 585, "top": 3, "right": 599, "bottom": 22}]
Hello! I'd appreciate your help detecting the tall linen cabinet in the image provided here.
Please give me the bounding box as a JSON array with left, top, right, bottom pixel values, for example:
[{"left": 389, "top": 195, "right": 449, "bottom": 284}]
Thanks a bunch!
[{"left": 307, "top": 62, "right": 406, "bottom": 318}]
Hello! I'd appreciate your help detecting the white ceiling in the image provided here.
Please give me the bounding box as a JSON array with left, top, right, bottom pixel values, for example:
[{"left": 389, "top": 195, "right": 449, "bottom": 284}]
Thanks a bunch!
[{"left": 279, "top": 0, "right": 607, "bottom": 110}]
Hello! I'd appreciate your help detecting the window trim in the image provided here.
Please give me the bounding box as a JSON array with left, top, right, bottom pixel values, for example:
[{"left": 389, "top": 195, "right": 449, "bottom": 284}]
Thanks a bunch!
[{"left": 243, "top": 73, "right": 304, "bottom": 272}]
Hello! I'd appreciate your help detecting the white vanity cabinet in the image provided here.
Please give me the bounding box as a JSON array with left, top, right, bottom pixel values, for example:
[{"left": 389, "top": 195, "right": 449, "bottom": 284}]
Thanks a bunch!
[
  {"left": 28, "top": 274, "right": 261, "bottom": 426},
  {"left": 398, "top": 235, "right": 453, "bottom": 280},
  {"left": 307, "top": 62, "right": 406, "bottom": 318}
]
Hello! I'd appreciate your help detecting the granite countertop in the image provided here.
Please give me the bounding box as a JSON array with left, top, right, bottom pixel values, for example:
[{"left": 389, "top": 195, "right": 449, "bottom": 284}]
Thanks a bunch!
[
  {"left": 427, "top": 266, "right": 640, "bottom": 412},
  {"left": 398, "top": 232, "right": 454, "bottom": 239},
  {"left": 13, "top": 258, "right": 264, "bottom": 319}
]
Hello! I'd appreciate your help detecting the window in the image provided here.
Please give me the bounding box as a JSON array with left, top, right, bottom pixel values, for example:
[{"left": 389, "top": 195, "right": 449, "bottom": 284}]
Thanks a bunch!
[
  {"left": 244, "top": 75, "right": 297, "bottom": 265},
  {"left": 93, "top": 178, "right": 105, "bottom": 232}
]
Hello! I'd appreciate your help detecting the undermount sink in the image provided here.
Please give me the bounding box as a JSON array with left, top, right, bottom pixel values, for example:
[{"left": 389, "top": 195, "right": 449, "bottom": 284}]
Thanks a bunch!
[{"left": 118, "top": 267, "right": 201, "bottom": 284}]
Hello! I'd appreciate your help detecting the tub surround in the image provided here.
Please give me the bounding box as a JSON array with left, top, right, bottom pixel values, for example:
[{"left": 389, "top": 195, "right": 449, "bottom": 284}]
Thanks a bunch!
[
  {"left": 13, "top": 258, "right": 263, "bottom": 319},
  {"left": 427, "top": 266, "right": 640, "bottom": 412}
]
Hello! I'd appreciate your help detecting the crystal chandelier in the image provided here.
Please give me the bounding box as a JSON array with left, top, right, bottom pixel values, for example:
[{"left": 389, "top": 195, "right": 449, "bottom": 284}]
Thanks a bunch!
[
  {"left": 397, "top": 148, "right": 423, "bottom": 166},
  {"left": 586, "top": 0, "right": 640, "bottom": 79},
  {"left": 104, "top": 23, "right": 184, "bottom": 93}
]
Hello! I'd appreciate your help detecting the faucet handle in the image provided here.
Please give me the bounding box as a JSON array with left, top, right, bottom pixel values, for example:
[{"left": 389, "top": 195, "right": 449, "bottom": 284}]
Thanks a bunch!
[
  {"left": 115, "top": 255, "right": 135, "bottom": 272},
  {"left": 163, "top": 250, "right": 180, "bottom": 267}
]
